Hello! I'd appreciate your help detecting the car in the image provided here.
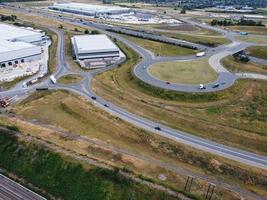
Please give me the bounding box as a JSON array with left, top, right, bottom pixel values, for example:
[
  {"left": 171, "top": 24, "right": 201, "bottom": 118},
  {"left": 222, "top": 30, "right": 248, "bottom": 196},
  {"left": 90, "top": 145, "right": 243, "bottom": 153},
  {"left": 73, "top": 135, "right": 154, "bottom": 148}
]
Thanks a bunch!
[
  {"left": 212, "top": 83, "right": 220, "bottom": 88},
  {"left": 22, "top": 82, "right": 27, "bottom": 88},
  {"left": 166, "top": 82, "right": 170, "bottom": 85},
  {"left": 91, "top": 96, "right": 97, "bottom": 100},
  {"left": 104, "top": 104, "right": 109, "bottom": 107},
  {"left": 199, "top": 84, "right": 206, "bottom": 90},
  {"left": 154, "top": 126, "right": 161, "bottom": 131}
]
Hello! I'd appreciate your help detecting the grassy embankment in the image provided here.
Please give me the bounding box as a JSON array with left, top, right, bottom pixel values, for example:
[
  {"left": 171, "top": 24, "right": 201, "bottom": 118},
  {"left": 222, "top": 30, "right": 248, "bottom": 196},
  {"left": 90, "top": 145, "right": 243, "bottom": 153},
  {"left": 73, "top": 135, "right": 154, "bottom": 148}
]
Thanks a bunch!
[
  {"left": 92, "top": 39, "right": 267, "bottom": 157},
  {"left": 236, "top": 35, "right": 267, "bottom": 44},
  {"left": 58, "top": 74, "right": 83, "bottom": 84},
  {"left": 228, "top": 25, "right": 267, "bottom": 35},
  {"left": 222, "top": 56, "right": 267, "bottom": 75},
  {"left": 246, "top": 46, "right": 267, "bottom": 59},
  {"left": 0, "top": 75, "right": 31, "bottom": 90},
  {"left": 11, "top": 90, "right": 267, "bottom": 199},
  {"left": 0, "top": 128, "right": 176, "bottom": 200},
  {"left": 157, "top": 31, "right": 230, "bottom": 47},
  {"left": 149, "top": 59, "right": 217, "bottom": 84},
  {"left": 152, "top": 24, "right": 222, "bottom": 36},
  {"left": 121, "top": 34, "right": 198, "bottom": 56}
]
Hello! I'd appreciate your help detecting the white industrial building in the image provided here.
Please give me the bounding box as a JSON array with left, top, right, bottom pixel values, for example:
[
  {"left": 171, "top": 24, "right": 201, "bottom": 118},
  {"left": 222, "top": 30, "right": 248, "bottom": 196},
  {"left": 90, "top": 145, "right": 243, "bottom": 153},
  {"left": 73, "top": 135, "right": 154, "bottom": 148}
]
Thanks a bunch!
[
  {"left": 0, "top": 24, "right": 43, "bottom": 44},
  {"left": 0, "top": 24, "right": 43, "bottom": 68},
  {"left": 71, "top": 34, "right": 120, "bottom": 60},
  {"left": 49, "top": 2, "right": 130, "bottom": 16}
]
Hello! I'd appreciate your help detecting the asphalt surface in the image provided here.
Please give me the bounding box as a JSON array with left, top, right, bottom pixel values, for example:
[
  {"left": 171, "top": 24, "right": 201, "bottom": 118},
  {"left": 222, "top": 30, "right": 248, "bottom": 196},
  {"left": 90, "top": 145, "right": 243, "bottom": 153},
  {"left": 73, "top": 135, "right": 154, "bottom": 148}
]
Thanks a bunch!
[
  {"left": 0, "top": 174, "right": 46, "bottom": 200},
  {"left": 1, "top": 4, "right": 267, "bottom": 171}
]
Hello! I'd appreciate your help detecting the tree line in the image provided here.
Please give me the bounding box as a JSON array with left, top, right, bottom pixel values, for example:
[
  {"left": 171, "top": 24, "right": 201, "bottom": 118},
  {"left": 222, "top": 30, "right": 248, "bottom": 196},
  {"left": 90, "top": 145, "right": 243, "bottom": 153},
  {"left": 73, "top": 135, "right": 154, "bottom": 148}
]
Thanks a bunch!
[
  {"left": 211, "top": 18, "right": 265, "bottom": 27},
  {"left": 0, "top": 14, "right": 17, "bottom": 22}
]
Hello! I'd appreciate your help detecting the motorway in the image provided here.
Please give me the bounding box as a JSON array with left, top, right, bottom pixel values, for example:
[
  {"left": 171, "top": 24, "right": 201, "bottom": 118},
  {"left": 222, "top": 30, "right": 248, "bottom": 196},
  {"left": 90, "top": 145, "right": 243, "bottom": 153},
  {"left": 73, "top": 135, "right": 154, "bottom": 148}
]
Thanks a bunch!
[
  {"left": 0, "top": 174, "right": 46, "bottom": 200},
  {"left": 1, "top": 4, "right": 267, "bottom": 173}
]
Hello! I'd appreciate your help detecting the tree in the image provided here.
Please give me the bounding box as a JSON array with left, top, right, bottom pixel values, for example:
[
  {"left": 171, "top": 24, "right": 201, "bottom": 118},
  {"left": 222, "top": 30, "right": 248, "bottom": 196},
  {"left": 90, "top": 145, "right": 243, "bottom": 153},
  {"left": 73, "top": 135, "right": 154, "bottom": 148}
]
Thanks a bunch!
[
  {"left": 58, "top": 24, "right": 63, "bottom": 29},
  {"left": 180, "top": 7, "right": 186, "bottom": 14},
  {"left": 239, "top": 55, "right": 250, "bottom": 63},
  {"left": 84, "top": 29, "right": 90, "bottom": 34},
  {"left": 74, "top": 28, "right": 79, "bottom": 32},
  {"left": 91, "top": 30, "right": 100, "bottom": 34},
  {"left": 211, "top": 19, "right": 218, "bottom": 26}
]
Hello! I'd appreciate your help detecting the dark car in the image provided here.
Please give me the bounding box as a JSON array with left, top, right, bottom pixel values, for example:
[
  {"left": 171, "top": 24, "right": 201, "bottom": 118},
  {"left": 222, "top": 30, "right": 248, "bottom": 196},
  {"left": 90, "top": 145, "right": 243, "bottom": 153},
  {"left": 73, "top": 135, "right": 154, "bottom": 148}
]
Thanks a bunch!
[
  {"left": 154, "top": 126, "right": 161, "bottom": 131},
  {"left": 104, "top": 104, "right": 109, "bottom": 107},
  {"left": 212, "top": 83, "right": 220, "bottom": 88},
  {"left": 166, "top": 82, "right": 170, "bottom": 85},
  {"left": 91, "top": 96, "right": 97, "bottom": 100}
]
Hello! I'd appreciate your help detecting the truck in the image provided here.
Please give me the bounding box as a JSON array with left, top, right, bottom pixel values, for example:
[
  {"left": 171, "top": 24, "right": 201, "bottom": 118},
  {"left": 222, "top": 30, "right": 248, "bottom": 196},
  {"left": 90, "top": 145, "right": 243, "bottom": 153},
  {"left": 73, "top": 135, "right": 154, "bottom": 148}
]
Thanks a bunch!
[
  {"left": 196, "top": 52, "right": 206, "bottom": 57},
  {"left": 50, "top": 75, "right": 57, "bottom": 84}
]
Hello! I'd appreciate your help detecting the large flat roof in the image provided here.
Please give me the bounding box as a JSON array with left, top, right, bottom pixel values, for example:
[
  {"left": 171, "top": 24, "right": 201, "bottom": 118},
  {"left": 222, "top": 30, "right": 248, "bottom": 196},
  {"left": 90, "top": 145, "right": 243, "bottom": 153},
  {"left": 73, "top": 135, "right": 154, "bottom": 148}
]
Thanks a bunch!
[
  {"left": 0, "top": 38, "right": 36, "bottom": 53},
  {"left": 0, "top": 23, "right": 42, "bottom": 41},
  {"left": 50, "top": 2, "right": 130, "bottom": 13},
  {"left": 72, "top": 34, "right": 119, "bottom": 54}
]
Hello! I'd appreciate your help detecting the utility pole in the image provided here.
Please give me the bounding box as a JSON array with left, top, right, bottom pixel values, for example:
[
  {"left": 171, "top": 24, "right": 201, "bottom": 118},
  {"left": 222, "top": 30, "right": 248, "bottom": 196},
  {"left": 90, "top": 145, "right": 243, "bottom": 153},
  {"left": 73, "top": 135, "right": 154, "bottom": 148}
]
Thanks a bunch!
[
  {"left": 204, "top": 183, "right": 216, "bottom": 200},
  {"left": 184, "top": 176, "right": 194, "bottom": 192}
]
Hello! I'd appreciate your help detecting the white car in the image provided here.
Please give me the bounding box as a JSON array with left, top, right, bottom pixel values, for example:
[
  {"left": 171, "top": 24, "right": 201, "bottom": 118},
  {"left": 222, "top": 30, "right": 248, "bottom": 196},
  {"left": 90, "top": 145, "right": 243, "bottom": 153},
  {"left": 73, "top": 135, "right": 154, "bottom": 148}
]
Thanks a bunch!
[
  {"left": 22, "top": 82, "right": 27, "bottom": 88},
  {"left": 199, "top": 84, "right": 206, "bottom": 89}
]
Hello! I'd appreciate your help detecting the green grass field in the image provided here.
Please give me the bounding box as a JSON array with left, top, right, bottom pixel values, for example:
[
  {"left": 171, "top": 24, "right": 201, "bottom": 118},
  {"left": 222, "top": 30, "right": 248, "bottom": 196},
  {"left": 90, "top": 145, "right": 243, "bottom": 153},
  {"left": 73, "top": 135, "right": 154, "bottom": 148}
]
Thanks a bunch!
[
  {"left": 247, "top": 46, "right": 267, "bottom": 59},
  {"left": 122, "top": 35, "right": 198, "bottom": 56},
  {"left": 222, "top": 56, "right": 267, "bottom": 75},
  {"left": 228, "top": 25, "right": 267, "bottom": 35},
  {"left": 149, "top": 59, "right": 217, "bottom": 84},
  {"left": 236, "top": 36, "right": 267, "bottom": 44},
  {"left": 157, "top": 32, "right": 230, "bottom": 47}
]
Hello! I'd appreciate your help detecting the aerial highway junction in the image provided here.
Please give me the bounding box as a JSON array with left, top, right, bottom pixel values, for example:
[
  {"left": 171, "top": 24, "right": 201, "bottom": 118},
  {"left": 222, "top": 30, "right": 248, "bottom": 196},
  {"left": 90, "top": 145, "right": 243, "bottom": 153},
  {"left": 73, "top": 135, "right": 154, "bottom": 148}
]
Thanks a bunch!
[{"left": 1, "top": 3, "right": 267, "bottom": 172}]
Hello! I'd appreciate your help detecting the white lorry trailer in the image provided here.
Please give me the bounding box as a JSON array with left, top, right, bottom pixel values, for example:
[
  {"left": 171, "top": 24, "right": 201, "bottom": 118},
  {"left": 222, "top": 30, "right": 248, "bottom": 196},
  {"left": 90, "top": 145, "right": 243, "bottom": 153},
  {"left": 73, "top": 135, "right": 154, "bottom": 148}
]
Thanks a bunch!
[
  {"left": 196, "top": 52, "right": 206, "bottom": 57},
  {"left": 50, "top": 75, "right": 57, "bottom": 84}
]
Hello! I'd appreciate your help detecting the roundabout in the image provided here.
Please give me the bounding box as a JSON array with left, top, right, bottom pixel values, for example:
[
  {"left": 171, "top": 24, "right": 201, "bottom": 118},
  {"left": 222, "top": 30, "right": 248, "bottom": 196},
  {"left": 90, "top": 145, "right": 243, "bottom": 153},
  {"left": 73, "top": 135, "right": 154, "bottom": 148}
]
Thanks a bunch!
[{"left": 148, "top": 59, "right": 218, "bottom": 85}]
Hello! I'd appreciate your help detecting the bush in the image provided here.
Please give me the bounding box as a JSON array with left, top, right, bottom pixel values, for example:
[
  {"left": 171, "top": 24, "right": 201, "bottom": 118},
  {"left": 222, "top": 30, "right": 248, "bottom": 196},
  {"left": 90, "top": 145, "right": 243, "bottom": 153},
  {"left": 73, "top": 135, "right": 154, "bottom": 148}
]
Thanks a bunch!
[{"left": 91, "top": 30, "right": 100, "bottom": 34}]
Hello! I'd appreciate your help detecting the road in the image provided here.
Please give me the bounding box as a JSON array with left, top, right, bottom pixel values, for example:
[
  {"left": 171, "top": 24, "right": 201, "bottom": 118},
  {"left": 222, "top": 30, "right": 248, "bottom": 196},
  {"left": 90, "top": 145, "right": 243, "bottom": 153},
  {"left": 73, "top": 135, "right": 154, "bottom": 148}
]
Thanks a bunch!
[
  {"left": 0, "top": 174, "right": 46, "bottom": 200},
  {"left": 1, "top": 4, "right": 267, "bottom": 170}
]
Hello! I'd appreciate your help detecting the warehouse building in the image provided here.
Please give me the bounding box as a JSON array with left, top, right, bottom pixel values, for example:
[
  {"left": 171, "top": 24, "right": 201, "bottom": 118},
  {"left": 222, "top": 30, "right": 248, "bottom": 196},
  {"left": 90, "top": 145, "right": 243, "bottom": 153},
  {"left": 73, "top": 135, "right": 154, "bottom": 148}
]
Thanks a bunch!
[
  {"left": 0, "top": 24, "right": 42, "bottom": 68},
  {"left": 0, "top": 24, "right": 43, "bottom": 44},
  {"left": 49, "top": 2, "right": 130, "bottom": 16},
  {"left": 0, "top": 39, "right": 41, "bottom": 68},
  {"left": 72, "top": 34, "right": 120, "bottom": 60}
]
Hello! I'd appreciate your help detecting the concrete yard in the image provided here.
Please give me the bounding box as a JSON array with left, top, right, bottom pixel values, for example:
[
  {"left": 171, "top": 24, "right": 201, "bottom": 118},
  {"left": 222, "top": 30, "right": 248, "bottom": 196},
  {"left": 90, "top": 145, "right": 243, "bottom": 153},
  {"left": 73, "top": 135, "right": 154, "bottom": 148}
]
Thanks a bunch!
[{"left": 0, "top": 40, "right": 50, "bottom": 82}]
